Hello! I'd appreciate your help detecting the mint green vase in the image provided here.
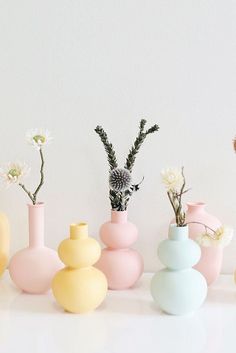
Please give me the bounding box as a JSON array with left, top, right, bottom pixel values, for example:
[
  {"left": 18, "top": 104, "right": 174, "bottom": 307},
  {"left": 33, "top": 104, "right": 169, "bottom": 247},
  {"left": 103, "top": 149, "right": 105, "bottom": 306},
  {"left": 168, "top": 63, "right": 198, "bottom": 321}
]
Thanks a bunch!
[{"left": 151, "top": 224, "right": 207, "bottom": 315}]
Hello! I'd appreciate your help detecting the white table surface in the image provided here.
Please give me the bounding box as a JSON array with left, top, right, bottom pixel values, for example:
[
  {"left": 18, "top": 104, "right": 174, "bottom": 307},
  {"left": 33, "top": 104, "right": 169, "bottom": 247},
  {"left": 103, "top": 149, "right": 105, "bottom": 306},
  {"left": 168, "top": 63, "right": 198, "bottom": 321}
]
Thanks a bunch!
[{"left": 0, "top": 271, "right": 235, "bottom": 353}]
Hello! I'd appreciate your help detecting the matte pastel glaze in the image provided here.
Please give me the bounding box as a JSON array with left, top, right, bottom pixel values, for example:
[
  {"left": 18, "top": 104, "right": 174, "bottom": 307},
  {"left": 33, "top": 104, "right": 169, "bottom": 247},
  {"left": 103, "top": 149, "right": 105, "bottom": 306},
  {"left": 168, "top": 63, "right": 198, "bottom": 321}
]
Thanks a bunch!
[
  {"left": 0, "top": 212, "right": 10, "bottom": 276},
  {"left": 151, "top": 225, "right": 207, "bottom": 315},
  {"left": 9, "top": 203, "right": 62, "bottom": 294},
  {"left": 186, "top": 202, "right": 222, "bottom": 285},
  {"left": 52, "top": 223, "right": 107, "bottom": 313},
  {"left": 95, "top": 211, "right": 143, "bottom": 290}
]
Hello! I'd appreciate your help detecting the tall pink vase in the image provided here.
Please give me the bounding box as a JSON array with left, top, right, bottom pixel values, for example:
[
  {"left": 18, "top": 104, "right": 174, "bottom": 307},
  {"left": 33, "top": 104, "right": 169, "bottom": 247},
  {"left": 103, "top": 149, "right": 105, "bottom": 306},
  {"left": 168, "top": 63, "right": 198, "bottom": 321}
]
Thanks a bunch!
[
  {"left": 185, "top": 202, "right": 222, "bottom": 286},
  {"left": 9, "top": 203, "right": 63, "bottom": 294},
  {"left": 95, "top": 210, "right": 144, "bottom": 290}
]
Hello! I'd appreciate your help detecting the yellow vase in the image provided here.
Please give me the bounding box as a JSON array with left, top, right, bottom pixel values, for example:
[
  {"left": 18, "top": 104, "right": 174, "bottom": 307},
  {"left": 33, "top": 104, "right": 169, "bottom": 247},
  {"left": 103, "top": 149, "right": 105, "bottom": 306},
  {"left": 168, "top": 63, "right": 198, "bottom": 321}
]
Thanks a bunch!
[
  {"left": 0, "top": 212, "right": 10, "bottom": 276},
  {"left": 52, "top": 222, "right": 107, "bottom": 313}
]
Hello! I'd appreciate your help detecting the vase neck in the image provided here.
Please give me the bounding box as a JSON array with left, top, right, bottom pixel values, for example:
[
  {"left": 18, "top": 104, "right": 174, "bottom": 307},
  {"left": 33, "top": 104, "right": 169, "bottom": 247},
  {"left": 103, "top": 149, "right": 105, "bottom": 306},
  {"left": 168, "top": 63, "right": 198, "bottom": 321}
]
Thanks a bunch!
[
  {"left": 168, "top": 224, "right": 189, "bottom": 240},
  {"left": 111, "top": 210, "right": 127, "bottom": 224},
  {"left": 70, "top": 223, "right": 88, "bottom": 239},
  {"left": 187, "top": 202, "right": 206, "bottom": 213},
  {"left": 28, "top": 203, "right": 45, "bottom": 248}
]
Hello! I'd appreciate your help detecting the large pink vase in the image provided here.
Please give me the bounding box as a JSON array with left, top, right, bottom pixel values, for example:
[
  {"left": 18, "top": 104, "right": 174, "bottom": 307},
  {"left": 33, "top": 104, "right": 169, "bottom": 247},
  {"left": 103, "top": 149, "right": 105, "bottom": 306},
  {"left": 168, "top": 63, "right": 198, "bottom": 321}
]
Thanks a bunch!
[
  {"left": 95, "top": 210, "right": 144, "bottom": 290},
  {"left": 9, "top": 203, "right": 63, "bottom": 294},
  {"left": 185, "top": 202, "right": 222, "bottom": 286}
]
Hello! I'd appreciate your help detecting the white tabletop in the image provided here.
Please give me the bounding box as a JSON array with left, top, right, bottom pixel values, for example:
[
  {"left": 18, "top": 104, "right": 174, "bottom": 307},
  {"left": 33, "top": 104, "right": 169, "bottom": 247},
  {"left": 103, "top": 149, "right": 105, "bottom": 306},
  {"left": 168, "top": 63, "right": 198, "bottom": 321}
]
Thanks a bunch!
[{"left": 0, "top": 272, "right": 235, "bottom": 353}]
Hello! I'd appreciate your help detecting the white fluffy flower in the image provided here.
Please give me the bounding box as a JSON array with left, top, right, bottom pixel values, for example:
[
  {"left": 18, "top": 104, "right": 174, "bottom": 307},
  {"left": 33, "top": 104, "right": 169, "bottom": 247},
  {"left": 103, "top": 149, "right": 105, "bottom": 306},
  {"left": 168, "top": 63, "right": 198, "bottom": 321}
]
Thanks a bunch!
[
  {"left": 214, "top": 226, "right": 234, "bottom": 247},
  {"left": 0, "top": 162, "right": 30, "bottom": 187},
  {"left": 196, "top": 233, "right": 213, "bottom": 247},
  {"left": 161, "top": 168, "right": 184, "bottom": 191},
  {"left": 196, "top": 226, "right": 234, "bottom": 248},
  {"left": 26, "top": 129, "right": 52, "bottom": 150}
]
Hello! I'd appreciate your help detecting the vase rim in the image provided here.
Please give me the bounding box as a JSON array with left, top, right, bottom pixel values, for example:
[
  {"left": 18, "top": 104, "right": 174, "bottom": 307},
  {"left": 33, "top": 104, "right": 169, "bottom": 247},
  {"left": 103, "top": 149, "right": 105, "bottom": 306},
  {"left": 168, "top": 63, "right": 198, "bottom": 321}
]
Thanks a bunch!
[
  {"left": 170, "top": 223, "right": 188, "bottom": 229},
  {"left": 169, "top": 223, "right": 189, "bottom": 240},
  {"left": 27, "top": 202, "right": 44, "bottom": 208},
  {"left": 111, "top": 209, "right": 127, "bottom": 213},
  {"left": 187, "top": 202, "right": 206, "bottom": 207}
]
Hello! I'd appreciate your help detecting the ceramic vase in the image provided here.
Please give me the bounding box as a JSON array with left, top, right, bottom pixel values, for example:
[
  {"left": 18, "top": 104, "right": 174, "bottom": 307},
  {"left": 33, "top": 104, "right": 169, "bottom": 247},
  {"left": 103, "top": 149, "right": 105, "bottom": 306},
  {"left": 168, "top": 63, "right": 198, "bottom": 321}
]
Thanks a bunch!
[
  {"left": 95, "top": 210, "right": 143, "bottom": 290},
  {"left": 151, "top": 224, "right": 207, "bottom": 315},
  {"left": 186, "top": 202, "right": 222, "bottom": 285},
  {"left": 0, "top": 212, "right": 10, "bottom": 276},
  {"left": 9, "top": 203, "right": 62, "bottom": 294},
  {"left": 52, "top": 223, "right": 107, "bottom": 313}
]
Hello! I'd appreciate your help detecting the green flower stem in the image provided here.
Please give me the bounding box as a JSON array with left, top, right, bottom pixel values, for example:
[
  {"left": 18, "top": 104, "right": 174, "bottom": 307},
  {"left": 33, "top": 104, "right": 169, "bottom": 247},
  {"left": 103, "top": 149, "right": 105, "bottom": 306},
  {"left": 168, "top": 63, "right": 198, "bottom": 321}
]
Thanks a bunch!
[
  {"left": 95, "top": 126, "right": 118, "bottom": 170},
  {"left": 18, "top": 148, "right": 45, "bottom": 205},
  {"left": 96, "top": 120, "right": 159, "bottom": 211},
  {"left": 32, "top": 148, "right": 44, "bottom": 203},
  {"left": 125, "top": 119, "right": 159, "bottom": 173},
  {"left": 19, "top": 183, "right": 34, "bottom": 204}
]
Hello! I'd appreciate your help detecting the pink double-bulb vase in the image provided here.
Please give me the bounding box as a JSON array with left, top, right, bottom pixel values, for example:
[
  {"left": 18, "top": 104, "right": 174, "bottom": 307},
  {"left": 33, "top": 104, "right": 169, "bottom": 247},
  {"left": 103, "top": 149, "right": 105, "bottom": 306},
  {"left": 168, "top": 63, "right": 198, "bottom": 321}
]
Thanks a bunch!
[
  {"left": 95, "top": 210, "right": 144, "bottom": 290},
  {"left": 186, "top": 202, "right": 222, "bottom": 286},
  {"left": 9, "top": 203, "right": 63, "bottom": 294}
]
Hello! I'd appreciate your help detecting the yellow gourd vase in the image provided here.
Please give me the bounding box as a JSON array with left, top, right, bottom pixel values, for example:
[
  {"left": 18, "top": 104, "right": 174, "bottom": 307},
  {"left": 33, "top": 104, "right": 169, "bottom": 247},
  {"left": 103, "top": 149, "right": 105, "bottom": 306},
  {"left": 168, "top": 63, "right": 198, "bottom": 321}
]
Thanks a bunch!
[
  {"left": 52, "top": 223, "right": 107, "bottom": 313},
  {"left": 0, "top": 212, "right": 10, "bottom": 276}
]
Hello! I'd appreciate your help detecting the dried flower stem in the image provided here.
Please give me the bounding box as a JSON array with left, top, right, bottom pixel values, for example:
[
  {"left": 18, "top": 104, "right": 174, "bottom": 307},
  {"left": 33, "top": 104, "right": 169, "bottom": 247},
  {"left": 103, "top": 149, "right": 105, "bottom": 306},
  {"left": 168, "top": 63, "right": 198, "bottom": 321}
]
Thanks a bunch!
[
  {"left": 167, "top": 167, "right": 188, "bottom": 227},
  {"left": 187, "top": 221, "right": 216, "bottom": 234}
]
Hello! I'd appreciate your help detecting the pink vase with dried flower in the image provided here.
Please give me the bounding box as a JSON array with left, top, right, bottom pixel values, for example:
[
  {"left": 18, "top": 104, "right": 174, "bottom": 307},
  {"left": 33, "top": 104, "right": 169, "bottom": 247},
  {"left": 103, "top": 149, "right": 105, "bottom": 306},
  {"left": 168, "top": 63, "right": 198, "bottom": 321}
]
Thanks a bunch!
[
  {"left": 185, "top": 202, "right": 222, "bottom": 285},
  {"left": 9, "top": 203, "right": 63, "bottom": 294},
  {"left": 95, "top": 210, "right": 144, "bottom": 290}
]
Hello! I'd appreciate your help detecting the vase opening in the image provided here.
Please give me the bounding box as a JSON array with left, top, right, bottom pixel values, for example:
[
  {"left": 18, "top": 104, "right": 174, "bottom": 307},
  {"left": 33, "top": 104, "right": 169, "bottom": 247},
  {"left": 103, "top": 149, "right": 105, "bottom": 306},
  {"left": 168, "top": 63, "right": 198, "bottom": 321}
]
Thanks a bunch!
[
  {"left": 187, "top": 202, "right": 206, "bottom": 211},
  {"left": 28, "top": 202, "right": 44, "bottom": 208},
  {"left": 70, "top": 223, "right": 88, "bottom": 239}
]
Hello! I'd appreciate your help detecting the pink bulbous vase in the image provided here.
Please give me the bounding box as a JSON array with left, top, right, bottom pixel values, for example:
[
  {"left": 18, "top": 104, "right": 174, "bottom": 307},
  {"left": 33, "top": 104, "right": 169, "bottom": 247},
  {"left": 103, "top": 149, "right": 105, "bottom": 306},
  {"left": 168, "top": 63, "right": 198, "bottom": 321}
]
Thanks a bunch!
[
  {"left": 9, "top": 203, "right": 63, "bottom": 294},
  {"left": 95, "top": 210, "right": 144, "bottom": 290},
  {"left": 185, "top": 202, "right": 222, "bottom": 286}
]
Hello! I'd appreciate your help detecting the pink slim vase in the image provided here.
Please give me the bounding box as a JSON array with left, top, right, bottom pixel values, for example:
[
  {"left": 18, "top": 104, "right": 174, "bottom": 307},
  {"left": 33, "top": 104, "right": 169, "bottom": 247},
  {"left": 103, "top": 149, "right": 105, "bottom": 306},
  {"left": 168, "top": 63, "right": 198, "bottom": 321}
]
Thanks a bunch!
[
  {"left": 95, "top": 210, "right": 144, "bottom": 290},
  {"left": 9, "top": 203, "right": 63, "bottom": 294},
  {"left": 185, "top": 202, "right": 222, "bottom": 286}
]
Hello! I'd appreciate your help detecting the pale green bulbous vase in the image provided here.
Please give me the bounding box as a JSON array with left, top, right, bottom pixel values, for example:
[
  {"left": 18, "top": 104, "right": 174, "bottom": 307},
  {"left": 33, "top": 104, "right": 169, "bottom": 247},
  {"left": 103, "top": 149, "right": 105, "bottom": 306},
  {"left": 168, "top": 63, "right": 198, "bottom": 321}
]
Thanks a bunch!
[{"left": 151, "top": 224, "right": 207, "bottom": 315}]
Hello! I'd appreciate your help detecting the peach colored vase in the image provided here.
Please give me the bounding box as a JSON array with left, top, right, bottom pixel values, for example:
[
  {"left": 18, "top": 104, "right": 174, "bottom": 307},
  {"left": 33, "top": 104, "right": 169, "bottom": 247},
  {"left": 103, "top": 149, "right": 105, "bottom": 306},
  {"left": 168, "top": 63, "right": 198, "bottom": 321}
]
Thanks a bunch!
[
  {"left": 185, "top": 202, "right": 222, "bottom": 286},
  {"left": 95, "top": 210, "right": 144, "bottom": 290},
  {"left": 9, "top": 203, "right": 62, "bottom": 294}
]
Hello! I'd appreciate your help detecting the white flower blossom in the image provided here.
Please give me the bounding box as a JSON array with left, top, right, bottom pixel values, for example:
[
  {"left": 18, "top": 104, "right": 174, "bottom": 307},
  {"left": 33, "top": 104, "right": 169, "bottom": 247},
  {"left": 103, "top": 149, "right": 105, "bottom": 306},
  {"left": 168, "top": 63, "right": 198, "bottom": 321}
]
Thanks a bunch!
[
  {"left": 0, "top": 162, "right": 30, "bottom": 187},
  {"left": 161, "top": 168, "right": 184, "bottom": 191},
  {"left": 26, "top": 129, "right": 52, "bottom": 150},
  {"left": 214, "top": 226, "right": 234, "bottom": 247},
  {"left": 196, "top": 226, "right": 234, "bottom": 248}
]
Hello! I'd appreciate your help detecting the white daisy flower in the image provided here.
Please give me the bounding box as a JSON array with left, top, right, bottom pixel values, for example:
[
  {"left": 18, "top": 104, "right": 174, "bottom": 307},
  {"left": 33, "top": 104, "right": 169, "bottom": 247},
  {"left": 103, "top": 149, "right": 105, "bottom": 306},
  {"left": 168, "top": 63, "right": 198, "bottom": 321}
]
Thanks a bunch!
[
  {"left": 26, "top": 129, "right": 52, "bottom": 150},
  {"left": 161, "top": 168, "right": 184, "bottom": 191},
  {"left": 0, "top": 162, "right": 30, "bottom": 187}
]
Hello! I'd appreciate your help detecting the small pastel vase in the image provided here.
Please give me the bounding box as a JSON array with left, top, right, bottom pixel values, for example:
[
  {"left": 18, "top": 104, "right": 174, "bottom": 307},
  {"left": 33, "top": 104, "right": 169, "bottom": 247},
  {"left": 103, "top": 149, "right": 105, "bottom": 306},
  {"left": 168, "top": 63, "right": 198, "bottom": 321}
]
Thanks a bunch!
[
  {"left": 95, "top": 210, "right": 143, "bottom": 290},
  {"left": 151, "top": 224, "right": 207, "bottom": 315},
  {"left": 52, "top": 223, "right": 107, "bottom": 313},
  {"left": 0, "top": 212, "right": 10, "bottom": 276},
  {"left": 9, "top": 203, "right": 62, "bottom": 294},
  {"left": 186, "top": 202, "right": 222, "bottom": 285}
]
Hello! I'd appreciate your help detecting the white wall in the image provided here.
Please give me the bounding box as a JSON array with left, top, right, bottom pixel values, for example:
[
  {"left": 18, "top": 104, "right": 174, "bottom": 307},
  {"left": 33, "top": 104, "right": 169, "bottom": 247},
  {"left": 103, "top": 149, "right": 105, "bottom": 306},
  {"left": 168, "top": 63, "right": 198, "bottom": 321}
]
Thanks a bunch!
[{"left": 0, "top": 0, "right": 236, "bottom": 273}]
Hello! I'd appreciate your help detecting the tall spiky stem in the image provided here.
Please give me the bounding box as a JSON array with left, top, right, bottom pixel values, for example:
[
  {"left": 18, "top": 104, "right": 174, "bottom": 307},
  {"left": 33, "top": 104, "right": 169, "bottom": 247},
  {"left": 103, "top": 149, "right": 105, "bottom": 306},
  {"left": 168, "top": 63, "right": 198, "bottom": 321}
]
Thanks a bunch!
[
  {"left": 125, "top": 119, "right": 159, "bottom": 173},
  {"left": 95, "top": 126, "right": 118, "bottom": 170}
]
